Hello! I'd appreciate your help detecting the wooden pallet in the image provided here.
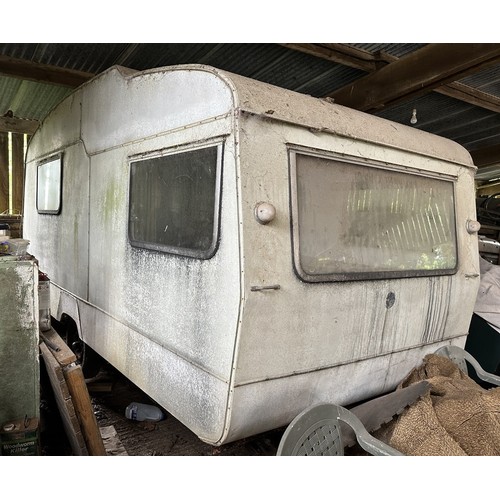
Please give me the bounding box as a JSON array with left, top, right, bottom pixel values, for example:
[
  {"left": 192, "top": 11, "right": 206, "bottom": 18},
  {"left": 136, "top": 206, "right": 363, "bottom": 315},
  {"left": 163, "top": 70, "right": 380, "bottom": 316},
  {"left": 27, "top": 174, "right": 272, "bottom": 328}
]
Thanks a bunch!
[
  {"left": 39, "top": 327, "right": 106, "bottom": 456},
  {"left": 40, "top": 341, "right": 88, "bottom": 456}
]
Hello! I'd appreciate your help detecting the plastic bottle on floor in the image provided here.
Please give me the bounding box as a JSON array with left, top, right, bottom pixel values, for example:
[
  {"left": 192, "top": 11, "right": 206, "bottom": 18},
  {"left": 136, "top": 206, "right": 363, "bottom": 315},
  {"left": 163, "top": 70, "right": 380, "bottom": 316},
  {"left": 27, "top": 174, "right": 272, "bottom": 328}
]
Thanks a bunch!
[{"left": 125, "top": 402, "right": 165, "bottom": 422}]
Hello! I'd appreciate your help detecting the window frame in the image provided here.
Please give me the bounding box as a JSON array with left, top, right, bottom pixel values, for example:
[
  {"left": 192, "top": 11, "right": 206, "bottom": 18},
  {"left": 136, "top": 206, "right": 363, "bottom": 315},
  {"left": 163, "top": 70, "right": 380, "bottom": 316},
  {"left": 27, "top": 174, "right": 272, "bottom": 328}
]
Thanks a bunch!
[
  {"left": 288, "top": 146, "right": 459, "bottom": 283},
  {"left": 36, "top": 153, "right": 63, "bottom": 215},
  {"left": 127, "top": 141, "right": 224, "bottom": 260}
]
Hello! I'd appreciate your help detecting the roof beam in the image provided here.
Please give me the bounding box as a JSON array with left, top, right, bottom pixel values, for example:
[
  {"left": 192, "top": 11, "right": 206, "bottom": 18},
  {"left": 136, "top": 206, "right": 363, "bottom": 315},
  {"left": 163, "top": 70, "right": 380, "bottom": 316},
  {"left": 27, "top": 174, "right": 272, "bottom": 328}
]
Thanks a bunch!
[
  {"left": 0, "top": 55, "right": 94, "bottom": 88},
  {"left": 280, "top": 43, "right": 381, "bottom": 72},
  {"left": 434, "top": 81, "right": 500, "bottom": 114},
  {"left": 0, "top": 115, "right": 38, "bottom": 135},
  {"left": 327, "top": 44, "right": 500, "bottom": 112},
  {"left": 284, "top": 43, "right": 500, "bottom": 113}
]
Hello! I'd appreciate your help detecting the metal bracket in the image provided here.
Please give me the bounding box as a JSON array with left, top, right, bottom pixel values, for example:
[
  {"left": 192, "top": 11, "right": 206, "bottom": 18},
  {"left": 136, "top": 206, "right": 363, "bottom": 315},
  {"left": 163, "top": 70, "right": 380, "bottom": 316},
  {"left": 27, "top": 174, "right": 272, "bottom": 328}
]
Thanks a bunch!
[{"left": 250, "top": 285, "right": 281, "bottom": 292}]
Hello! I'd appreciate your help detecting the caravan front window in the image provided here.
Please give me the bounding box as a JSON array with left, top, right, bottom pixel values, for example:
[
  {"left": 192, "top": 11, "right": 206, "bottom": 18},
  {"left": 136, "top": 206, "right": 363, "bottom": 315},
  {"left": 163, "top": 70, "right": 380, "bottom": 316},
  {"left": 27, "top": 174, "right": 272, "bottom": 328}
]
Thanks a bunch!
[
  {"left": 289, "top": 150, "right": 458, "bottom": 282},
  {"left": 128, "top": 144, "right": 222, "bottom": 259}
]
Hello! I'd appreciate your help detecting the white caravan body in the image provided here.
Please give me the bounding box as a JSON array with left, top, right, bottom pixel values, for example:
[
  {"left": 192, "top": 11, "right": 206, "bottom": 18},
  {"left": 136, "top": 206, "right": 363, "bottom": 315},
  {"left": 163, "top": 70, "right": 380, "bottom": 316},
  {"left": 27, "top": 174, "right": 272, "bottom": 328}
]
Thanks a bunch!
[{"left": 23, "top": 65, "right": 480, "bottom": 445}]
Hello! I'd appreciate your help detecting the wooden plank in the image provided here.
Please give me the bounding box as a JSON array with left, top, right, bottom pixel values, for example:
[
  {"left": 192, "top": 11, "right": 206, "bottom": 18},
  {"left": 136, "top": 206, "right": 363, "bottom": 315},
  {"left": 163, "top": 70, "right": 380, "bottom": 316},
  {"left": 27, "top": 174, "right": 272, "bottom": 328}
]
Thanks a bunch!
[
  {"left": 0, "top": 131, "right": 8, "bottom": 213},
  {"left": 87, "top": 381, "right": 113, "bottom": 393},
  {"left": 64, "top": 362, "right": 106, "bottom": 456},
  {"left": 436, "top": 81, "right": 500, "bottom": 114},
  {"left": 40, "top": 342, "right": 88, "bottom": 456},
  {"left": 11, "top": 133, "right": 24, "bottom": 215},
  {"left": 39, "top": 327, "right": 77, "bottom": 367},
  {"left": 0, "top": 116, "right": 38, "bottom": 135},
  {"left": 280, "top": 43, "right": 377, "bottom": 72},
  {"left": 100, "top": 425, "right": 128, "bottom": 456},
  {"left": 0, "top": 54, "right": 94, "bottom": 88},
  {"left": 41, "top": 327, "right": 105, "bottom": 454},
  {"left": 284, "top": 44, "right": 500, "bottom": 114},
  {"left": 328, "top": 43, "right": 500, "bottom": 112},
  {"left": 0, "top": 214, "right": 22, "bottom": 238}
]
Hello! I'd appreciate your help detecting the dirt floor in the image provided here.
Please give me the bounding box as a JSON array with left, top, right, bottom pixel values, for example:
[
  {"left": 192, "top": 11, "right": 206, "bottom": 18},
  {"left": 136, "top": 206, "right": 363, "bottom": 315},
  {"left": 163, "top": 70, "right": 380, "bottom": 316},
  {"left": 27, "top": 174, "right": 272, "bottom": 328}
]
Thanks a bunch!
[{"left": 39, "top": 360, "right": 285, "bottom": 456}]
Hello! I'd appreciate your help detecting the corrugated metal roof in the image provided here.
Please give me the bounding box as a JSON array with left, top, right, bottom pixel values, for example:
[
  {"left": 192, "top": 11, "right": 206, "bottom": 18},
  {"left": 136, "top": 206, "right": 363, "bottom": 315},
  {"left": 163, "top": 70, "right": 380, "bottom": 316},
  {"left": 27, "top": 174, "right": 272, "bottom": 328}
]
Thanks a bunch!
[
  {"left": 1, "top": 42, "right": 499, "bottom": 182},
  {"left": 376, "top": 92, "right": 500, "bottom": 151},
  {"left": 460, "top": 63, "right": 500, "bottom": 94},
  {"left": 0, "top": 75, "right": 71, "bottom": 121},
  {"left": 0, "top": 43, "right": 129, "bottom": 73},
  {"left": 122, "top": 43, "right": 366, "bottom": 96},
  {"left": 349, "top": 43, "right": 427, "bottom": 58}
]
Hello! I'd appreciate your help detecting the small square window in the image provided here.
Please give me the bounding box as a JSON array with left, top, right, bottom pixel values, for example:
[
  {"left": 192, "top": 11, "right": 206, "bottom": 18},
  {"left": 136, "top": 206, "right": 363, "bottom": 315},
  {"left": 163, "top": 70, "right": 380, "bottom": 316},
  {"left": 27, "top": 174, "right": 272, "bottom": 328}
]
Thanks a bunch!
[{"left": 37, "top": 154, "right": 62, "bottom": 214}]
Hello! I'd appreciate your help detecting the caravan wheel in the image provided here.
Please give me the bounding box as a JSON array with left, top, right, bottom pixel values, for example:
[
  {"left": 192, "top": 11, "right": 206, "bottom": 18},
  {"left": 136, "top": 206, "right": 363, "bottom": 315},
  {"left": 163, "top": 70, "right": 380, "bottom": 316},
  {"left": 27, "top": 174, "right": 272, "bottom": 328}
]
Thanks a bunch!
[{"left": 54, "top": 314, "right": 104, "bottom": 379}]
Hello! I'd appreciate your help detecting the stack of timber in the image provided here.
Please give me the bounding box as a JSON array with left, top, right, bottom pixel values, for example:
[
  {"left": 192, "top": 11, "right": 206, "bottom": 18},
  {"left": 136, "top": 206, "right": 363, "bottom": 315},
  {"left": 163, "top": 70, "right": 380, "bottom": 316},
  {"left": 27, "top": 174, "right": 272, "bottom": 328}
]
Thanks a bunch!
[{"left": 39, "top": 328, "right": 106, "bottom": 456}]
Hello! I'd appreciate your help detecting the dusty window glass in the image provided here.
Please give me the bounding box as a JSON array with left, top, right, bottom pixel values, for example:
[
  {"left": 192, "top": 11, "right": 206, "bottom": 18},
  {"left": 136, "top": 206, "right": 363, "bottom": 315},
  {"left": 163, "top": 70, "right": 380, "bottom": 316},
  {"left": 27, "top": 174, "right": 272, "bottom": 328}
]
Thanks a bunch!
[
  {"left": 128, "top": 145, "right": 221, "bottom": 259},
  {"left": 37, "top": 155, "right": 62, "bottom": 214},
  {"left": 291, "top": 151, "right": 457, "bottom": 282}
]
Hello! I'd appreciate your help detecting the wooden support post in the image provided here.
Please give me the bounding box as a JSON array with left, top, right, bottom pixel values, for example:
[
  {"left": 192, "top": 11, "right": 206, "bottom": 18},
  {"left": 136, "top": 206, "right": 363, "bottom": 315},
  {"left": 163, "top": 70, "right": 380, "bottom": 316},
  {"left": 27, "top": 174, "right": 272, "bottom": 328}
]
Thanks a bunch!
[
  {"left": 11, "top": 133, "right": 24, "bottom": 215},
  {"left": 63, "top": 362, "right": 106, "bottom": 456},
  {"left": 0, "top": 132, "right": 8, "bottom": 213}
]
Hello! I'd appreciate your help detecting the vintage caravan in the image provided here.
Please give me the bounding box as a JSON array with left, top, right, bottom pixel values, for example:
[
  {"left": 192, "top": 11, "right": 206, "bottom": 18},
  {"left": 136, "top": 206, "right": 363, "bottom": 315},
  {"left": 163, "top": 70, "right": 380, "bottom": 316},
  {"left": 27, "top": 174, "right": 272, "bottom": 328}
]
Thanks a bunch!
[{"left": 23, "top": 65, "right": 481, "bottom": 445}]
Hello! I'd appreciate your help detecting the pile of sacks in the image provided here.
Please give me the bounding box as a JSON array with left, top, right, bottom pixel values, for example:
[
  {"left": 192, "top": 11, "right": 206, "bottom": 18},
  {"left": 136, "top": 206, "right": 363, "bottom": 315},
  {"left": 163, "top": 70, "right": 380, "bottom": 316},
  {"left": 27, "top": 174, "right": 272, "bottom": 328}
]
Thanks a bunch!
[{"left": 374, "top": 354, "right": 500, "bottom": 455}]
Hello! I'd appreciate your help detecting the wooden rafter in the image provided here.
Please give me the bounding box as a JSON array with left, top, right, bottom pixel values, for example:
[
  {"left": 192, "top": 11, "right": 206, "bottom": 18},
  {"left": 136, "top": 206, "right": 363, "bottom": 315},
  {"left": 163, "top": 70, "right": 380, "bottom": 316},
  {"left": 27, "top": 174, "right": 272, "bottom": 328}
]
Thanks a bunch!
[
  {"left": 435, "top": 81, "right": 500, "bottom": 114},
  {"left": 0, "top": 55, "right": 94, "bottom": 88},
  {"left": 282, "top": 43, "right": 500, "bottom": 113},
  {"left": 280, "top": 43, "right": 380, "bottom": 72},
  {"left": 0, "top": 115, "right": 38, "bottom": 135},
  {"left": 328, "top": 44, "right": 500, "bottom": 112}
]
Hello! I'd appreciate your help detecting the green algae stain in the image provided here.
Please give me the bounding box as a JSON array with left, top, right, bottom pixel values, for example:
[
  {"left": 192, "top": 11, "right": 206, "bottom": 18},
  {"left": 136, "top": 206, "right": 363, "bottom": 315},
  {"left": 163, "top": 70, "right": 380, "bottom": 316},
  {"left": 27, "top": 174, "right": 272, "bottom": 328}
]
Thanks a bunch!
[{"left": 103, "top": 180, "right": 125, "bottom": 229}]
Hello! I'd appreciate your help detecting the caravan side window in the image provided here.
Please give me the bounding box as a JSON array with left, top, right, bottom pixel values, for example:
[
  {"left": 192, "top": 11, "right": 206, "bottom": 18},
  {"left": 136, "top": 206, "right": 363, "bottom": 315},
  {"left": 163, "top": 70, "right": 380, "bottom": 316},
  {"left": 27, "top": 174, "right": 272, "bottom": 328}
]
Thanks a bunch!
[
  {"left": 128, "top": 144, "right": 222, "bottom": 259},
  {"left": 37, "top": 154, "right": 63, "bottom": 214},
  {"left": 289, "top": 150, "right": 458, "bottom": 282}
]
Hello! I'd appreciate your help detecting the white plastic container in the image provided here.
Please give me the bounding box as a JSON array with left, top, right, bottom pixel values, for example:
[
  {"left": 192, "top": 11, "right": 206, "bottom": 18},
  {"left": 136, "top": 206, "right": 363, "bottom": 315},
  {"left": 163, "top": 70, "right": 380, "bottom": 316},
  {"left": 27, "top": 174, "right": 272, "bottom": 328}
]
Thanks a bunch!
[
  {"left": 125, "top": 402, "right": 165, "bottom": 422},
  {"left": 0, "top": 238, "right": 29, "bottom": 256},
  {"left": 0, "top": 223, "right": 10, "bottom": 240}
]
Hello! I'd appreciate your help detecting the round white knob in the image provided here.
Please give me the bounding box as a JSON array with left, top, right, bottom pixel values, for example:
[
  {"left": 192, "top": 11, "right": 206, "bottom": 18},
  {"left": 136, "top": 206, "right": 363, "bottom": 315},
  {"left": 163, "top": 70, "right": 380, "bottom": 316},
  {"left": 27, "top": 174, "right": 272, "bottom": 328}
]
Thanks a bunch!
[
  {"left": 254, "top": 202, "right": 276, "bottom": 225},
  {"left": 466, "top": 219, "right": 481, "bottom": 234}
]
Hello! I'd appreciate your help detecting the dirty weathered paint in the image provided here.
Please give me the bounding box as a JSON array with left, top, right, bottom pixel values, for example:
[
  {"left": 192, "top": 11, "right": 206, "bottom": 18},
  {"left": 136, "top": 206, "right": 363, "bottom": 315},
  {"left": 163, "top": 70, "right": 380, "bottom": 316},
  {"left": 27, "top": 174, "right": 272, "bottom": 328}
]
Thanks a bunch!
[
  {"left": 23, "top": 65, "right": 479, "bottom": 444},
  {"left": 0, "top": 257, "right": 40, "bottom": 426}
]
